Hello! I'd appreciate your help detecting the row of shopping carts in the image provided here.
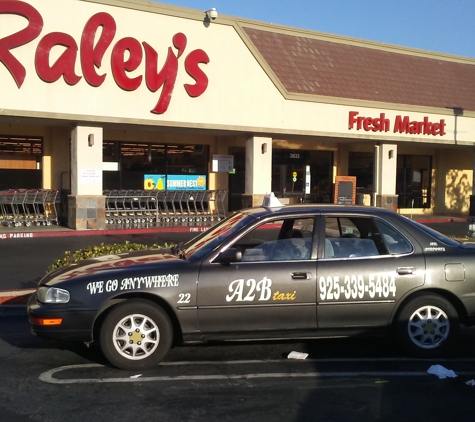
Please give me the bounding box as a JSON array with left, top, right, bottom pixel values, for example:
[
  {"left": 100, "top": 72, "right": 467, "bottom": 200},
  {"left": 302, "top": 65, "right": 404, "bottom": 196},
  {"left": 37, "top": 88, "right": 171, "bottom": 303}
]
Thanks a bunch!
[
  {"left": 104, "top": 189, "right": 228, "bottom": 226},
  {"left": 0, "top": 189, "right": 60, "bottom": 227}
]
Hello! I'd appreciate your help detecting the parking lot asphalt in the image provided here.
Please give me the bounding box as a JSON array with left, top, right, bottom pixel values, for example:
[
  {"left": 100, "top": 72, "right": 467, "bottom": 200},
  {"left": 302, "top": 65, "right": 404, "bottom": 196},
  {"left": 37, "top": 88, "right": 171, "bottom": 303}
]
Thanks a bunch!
[{"left": 0, "top": 214, "right": 471, "bottom": 313}]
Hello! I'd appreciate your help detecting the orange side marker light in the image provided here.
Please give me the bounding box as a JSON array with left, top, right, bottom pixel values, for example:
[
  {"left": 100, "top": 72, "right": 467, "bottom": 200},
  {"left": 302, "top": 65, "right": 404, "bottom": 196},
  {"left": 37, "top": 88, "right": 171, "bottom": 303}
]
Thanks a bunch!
[{"left": 30, "top": 317, "right": 63, "bottom": 326}]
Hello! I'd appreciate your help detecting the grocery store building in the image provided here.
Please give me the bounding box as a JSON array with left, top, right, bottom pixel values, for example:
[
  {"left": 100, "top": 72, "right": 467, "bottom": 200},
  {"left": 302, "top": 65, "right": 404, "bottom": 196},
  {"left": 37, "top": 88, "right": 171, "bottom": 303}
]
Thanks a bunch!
[{"left": 2, "top": 0, "right": 475, "bottom": 229}]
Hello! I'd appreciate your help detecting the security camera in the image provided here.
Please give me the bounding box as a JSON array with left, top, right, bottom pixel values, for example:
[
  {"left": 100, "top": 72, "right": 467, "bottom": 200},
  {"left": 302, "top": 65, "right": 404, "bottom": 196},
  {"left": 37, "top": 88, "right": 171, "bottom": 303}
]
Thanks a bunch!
[{"left": 205, "top": 8, "right": 218, "bottom": 20}]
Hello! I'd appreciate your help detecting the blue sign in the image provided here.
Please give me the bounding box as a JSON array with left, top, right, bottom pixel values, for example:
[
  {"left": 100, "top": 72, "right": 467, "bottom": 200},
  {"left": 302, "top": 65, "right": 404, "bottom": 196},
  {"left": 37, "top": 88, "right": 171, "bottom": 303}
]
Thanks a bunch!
[{"left": 144, "top": 174, "right": 207, "bottom": 191}]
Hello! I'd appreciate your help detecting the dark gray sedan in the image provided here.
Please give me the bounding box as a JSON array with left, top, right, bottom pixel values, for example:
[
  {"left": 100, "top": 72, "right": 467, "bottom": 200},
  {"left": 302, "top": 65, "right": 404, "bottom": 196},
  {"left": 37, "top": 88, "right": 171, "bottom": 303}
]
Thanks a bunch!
[{"left": 28, "top": 205, "right": 475, "bottom": 369}]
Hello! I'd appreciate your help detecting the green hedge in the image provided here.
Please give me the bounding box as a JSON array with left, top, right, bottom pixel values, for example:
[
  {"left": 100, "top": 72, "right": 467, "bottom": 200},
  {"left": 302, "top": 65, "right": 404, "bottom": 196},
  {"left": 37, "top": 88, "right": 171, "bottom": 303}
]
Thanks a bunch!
[{"left": 47, "top": 241, "right": 173, "bottom": 273}]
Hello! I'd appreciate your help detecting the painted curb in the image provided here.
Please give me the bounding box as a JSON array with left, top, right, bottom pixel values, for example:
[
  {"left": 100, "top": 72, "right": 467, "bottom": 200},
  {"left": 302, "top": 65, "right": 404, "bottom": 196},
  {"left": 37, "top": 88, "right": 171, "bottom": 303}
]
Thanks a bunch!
[
  {"left": 0, "top": 290, "right": 33, "bottom": 316},
  {"left": 0, "top": 289, "right": 35, "bottom": 305},
  {"left": 0, "top": 225, "right": 210, "bottom": 240}
]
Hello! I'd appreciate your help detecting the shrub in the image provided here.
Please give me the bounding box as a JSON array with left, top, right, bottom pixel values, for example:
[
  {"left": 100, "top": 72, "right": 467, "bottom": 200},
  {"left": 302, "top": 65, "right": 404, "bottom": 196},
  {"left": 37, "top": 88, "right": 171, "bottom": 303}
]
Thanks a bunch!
[{"left": 47, "top": 241, "right": 173, "bottom": 273}]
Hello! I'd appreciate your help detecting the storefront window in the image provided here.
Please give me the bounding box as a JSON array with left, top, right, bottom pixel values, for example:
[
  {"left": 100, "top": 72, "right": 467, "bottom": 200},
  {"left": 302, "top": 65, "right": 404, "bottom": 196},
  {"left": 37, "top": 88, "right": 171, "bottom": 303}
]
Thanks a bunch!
[
  {"left": 348, "top": 152, "right": 373, "bottom": 190},
  {"left": 397, "top": 155, "right": 431, "bottom": 208},
  {"left": 0, "top": 135, "right": 42, "bottom": 189},
  {"left": 102, "top": 141, "right": 209, "bottom": 190}
]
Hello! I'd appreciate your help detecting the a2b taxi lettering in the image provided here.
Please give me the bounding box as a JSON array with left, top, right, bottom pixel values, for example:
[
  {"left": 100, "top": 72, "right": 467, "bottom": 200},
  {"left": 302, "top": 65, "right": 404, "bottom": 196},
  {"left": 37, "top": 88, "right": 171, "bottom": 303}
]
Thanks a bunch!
[
  {"left": 273, "top": 291, "right": 296, "bottom": 301},
  {"left": 226, "top": 277, "right": 272, "bottom": 302},
  {"left": 319, "top": 274, "right": 396, "bottom": 301}
]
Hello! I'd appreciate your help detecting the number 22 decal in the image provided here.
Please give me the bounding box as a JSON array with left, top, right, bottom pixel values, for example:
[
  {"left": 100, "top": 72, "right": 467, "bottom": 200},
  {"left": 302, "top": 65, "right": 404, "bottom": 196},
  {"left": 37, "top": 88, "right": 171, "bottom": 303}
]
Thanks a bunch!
[{"left": 177, "top": 293, "right": 191, "bottom": 303}]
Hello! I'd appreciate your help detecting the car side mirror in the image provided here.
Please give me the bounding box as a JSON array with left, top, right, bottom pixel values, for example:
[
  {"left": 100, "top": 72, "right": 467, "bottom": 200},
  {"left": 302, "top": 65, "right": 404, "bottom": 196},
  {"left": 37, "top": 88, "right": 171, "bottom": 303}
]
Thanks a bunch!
[{"left": 214, "top": 248, "right": 242, "bottom": 265}]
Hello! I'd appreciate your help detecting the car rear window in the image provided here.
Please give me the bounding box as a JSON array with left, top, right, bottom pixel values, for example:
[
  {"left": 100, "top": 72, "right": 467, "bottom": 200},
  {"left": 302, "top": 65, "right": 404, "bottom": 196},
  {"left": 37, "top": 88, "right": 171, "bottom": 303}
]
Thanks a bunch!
[{"left": 402, "top": 217, "right": 461, "bottom": 247}]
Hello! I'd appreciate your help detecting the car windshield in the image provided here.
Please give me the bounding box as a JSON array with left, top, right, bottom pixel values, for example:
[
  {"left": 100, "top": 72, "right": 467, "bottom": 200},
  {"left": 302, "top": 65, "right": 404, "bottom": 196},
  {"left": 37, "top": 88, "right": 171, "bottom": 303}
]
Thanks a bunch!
[
  {"left": 182, "top": 212, "right": 256, "bottom": 260},
  {"left": 402, "top": 216, "right": 461, "bottom": 246}
]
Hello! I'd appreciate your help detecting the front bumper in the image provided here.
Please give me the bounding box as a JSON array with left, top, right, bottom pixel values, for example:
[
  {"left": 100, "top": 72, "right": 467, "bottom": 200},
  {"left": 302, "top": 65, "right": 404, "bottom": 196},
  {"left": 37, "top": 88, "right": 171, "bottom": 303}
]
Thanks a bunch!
[{"left": 27, "top": 292, "right": 97, "bottom": 342}]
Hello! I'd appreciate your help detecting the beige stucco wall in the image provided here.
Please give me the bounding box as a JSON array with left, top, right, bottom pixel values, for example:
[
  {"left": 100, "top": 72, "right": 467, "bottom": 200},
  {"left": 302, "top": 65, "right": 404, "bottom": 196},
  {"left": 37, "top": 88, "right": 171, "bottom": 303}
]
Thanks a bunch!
[
  {"left": 1, "top": 0, "right": 474, "bottom": 147},
  {"left": 435, "top": 148, "right": 474, "bottom": 214}
]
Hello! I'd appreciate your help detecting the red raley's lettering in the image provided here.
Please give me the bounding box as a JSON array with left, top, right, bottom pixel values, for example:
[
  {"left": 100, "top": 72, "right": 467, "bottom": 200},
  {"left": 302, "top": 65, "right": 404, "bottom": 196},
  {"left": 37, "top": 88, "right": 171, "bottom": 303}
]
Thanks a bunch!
[
  {"left": 111, "top": 37, "right": 143, "bottom": 91},
  {"left": 0, "top": 1, "right": 210, "bottom": 114},
  {"left": 144, "top": 32, "right": 186, "bottom": 115},
  {"left": 80, "top": 12, "right": 116, "bottom": 87},
  {"left": 0, "top": 1, "right": 43, "bottom": 88},
  {"left": 184, "top": 49, "right": 210, "bottom": 97},
  {"left": 35, "top": 32, "right": 82, "bottom": 85}
]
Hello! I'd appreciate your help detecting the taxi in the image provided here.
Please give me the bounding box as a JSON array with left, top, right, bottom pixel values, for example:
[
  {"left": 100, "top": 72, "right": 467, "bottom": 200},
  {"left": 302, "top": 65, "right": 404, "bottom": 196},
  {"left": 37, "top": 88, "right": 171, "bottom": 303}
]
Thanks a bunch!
[{"left": 28, "top": 204, "right": 475, "bottom": 369}]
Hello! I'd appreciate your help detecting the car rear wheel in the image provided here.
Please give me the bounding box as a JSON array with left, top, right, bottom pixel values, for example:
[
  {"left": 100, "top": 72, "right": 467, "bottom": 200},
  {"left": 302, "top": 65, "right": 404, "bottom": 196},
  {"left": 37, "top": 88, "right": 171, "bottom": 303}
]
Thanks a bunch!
[
  {"left": 396, "top": 293, "right": 459, "bottom": 357},
  {"left": 100, "top": 299, "right": 173, "bottom": 370}
]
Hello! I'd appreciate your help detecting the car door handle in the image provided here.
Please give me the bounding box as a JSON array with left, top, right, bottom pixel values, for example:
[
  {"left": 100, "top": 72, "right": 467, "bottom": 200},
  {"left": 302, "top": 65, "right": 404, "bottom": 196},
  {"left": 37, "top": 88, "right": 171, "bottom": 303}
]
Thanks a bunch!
[
  {"left": 397, "top": 267, "right": 414, "bottom": 275},
  {"left": 291, "top": 272, "right": 311, "bottom": 280}
]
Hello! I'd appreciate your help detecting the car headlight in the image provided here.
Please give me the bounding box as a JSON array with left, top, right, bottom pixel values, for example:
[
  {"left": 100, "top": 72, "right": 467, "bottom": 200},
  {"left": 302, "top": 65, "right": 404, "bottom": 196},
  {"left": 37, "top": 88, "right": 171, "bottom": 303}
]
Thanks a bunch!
[{"left": 37, "top": 286, "right": 70, "bottom": 304}]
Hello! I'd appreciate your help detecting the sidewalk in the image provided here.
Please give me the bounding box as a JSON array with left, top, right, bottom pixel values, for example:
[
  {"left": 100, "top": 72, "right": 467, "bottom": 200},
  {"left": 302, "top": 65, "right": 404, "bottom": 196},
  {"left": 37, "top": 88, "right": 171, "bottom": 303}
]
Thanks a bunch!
[{"left": 0, "top": 213, "right": 470, "bottom": 314}]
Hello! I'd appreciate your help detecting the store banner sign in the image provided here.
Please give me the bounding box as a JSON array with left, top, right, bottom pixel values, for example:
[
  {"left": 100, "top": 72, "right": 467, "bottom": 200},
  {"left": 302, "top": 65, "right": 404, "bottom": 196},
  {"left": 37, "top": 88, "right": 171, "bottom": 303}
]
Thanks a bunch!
[{"left": 144, "top": 174, "right": 206, "bottom": 190}]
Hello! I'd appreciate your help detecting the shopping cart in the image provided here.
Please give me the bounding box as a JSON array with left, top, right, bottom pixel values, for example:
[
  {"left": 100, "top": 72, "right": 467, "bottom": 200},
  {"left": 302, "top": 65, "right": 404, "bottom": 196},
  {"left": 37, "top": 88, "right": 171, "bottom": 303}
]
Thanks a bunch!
[
  {"left": 0, "top": 189, "right": 60, "bottom": 227},
  {"left": 214, "top": 190, "right": 228, "bottom": 221}
]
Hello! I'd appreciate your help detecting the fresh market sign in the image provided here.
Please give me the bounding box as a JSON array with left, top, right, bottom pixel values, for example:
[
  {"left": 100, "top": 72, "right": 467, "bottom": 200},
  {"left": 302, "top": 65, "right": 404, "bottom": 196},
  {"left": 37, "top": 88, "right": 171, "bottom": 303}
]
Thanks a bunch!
[{"left": 348, "top": 111, "right": 446, "bottom": 136}]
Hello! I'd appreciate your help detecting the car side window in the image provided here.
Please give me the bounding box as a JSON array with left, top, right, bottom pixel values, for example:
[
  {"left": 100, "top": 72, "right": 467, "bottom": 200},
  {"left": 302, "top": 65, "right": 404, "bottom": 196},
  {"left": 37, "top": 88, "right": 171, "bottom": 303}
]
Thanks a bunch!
[
  {"left": 375, "top": 220, "right": 413, "bottom": 254},
  {"left": 238, "top": 217, "right": 314, "bottom": 262},
  {"left": 324, "top": 216, "right": 384, "bottom": 259}
]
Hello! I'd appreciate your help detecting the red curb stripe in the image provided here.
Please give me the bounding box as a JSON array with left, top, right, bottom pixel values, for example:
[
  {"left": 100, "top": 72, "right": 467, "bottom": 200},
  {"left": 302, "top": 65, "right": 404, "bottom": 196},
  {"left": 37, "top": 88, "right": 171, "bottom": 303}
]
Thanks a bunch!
[
  {"left": 0, "top": 294, "right": 31, "bottom": 306},
  {"left": 0, "top": 225, "right": 210, "bottom": 240}
]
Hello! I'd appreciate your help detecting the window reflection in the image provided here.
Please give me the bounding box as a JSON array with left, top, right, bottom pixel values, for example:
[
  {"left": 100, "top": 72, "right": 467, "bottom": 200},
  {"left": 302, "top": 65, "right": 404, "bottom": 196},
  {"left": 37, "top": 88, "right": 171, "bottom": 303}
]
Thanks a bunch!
[{"left": 102, "top": 141, "right": 209, "bottom": 190}]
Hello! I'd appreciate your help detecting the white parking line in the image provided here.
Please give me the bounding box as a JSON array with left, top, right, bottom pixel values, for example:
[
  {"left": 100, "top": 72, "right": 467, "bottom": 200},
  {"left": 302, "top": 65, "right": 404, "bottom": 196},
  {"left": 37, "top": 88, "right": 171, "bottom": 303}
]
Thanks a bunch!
[{"left": 39, "top": 360, "right": 475, "bottom": 385}]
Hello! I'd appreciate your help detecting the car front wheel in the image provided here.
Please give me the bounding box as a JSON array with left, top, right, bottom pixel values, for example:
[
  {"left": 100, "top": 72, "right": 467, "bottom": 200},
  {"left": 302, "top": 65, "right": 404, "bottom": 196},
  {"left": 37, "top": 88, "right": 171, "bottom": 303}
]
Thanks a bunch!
[
  {"left": 396, "top": 293, "right": 459, "bottom": 357},
  {"left": 100, "top": 299, "right": 173, "bottom": 370}
]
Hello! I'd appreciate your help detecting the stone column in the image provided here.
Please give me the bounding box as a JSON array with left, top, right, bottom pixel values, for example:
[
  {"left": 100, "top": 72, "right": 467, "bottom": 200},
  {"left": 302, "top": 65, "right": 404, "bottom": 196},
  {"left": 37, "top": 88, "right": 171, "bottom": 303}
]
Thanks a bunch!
[
  {"left": 68, "top": 126, "right": 105, "bottom": 230},
  {"left": 375, "top": 143, "right": 398, "bottom": 212},
  {"left": 243, "top": 136, "right": 272, "bottom": 207}
]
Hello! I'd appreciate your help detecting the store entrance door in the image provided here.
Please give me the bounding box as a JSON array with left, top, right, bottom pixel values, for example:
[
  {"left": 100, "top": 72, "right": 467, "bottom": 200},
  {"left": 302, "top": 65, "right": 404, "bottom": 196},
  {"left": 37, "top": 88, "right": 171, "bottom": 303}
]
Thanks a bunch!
[
  {"left": 272, "top": 163, "right": 305, "bottom": 204},
  {"left": 272, "top": 149, "right": 333, "bottom": 204}
]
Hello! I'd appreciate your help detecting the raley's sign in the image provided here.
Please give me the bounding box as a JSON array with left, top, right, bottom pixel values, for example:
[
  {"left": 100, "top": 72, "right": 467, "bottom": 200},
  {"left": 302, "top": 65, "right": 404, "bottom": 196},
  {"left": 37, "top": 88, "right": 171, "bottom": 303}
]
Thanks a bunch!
[
  {"left": 348, "top": 111, "right": 446, "bottom": 136},
  {"left": 0, "top": 1, "right": 210, "bottom": 114}
]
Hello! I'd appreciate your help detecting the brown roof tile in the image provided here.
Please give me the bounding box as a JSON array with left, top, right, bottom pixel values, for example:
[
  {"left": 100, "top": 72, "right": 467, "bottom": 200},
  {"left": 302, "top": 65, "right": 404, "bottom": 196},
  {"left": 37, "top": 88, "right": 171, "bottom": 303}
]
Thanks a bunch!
[{"left": 243, "top": 27, "right": 475, "bottom": 112}]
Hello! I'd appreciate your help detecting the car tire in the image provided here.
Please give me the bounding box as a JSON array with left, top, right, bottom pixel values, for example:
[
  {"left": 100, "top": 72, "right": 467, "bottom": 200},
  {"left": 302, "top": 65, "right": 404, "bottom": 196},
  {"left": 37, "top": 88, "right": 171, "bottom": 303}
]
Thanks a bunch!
[
  {"left": 396, "top": 293, "right": 459, "bottom": 357},
  {"left": 99, "top": 299, "right": 173, "bottom": 370}
]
